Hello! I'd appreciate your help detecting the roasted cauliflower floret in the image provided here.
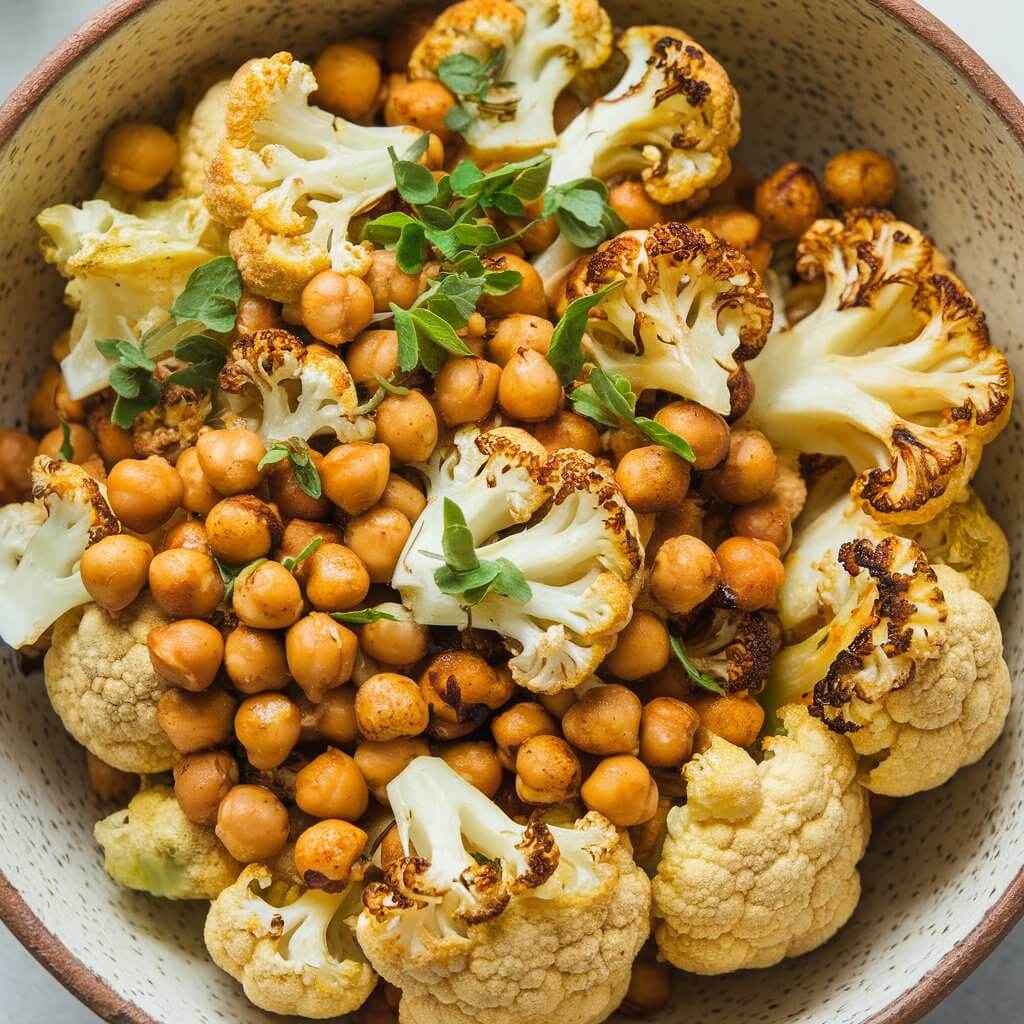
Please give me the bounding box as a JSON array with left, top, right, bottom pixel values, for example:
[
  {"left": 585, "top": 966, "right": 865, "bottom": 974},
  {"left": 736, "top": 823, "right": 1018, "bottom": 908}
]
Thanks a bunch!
[
  {"left": 683, "top": 608, "right": 780, "bottom": 696},
  {"left": 206, "top": 52, "right": 421, "bottom": 302},
  {"left": 744, "top": 210, "right": 1013, "bottom": 525},
  {"left": 409, "top": 0, "right": 613, "bottom": 160},
  {"left": 218, "top": 328, "right": 373, "bottom": 445},
  {"left": 356, "top": 756, "right": 651, "bottom": 1024},
  {"left": 94, "top": 785, "right": 241, "bottom": 900},
  {"left": 170, "top": 78, "right": 231, "bottom": 197},
  {"left": 564, "top": 223, "right": 772, "bottom": 414},
  {"left": 0, "top": 457, "right": 119, "bottom": 650},
  {"left": 652, "top": 705, "right": 870, "bottom": 974},
  {"left": 206, "top": 863, "right": 376, "bottom": 1019},
  {"left": 37, "top": 195, "right": 226, "bottom": 399},
  {"left": 393, "top": 427, "right": 643, "bottom": 693},
  {"left": 132, "top": 380, "right": 212, "bottom": 460}
]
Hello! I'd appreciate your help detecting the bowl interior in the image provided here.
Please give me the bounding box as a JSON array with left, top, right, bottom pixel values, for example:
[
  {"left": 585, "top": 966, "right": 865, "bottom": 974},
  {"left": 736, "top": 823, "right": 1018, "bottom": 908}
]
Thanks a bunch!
[{"left": 0, "top": 1, "right": 1022, "bottom": 1022}]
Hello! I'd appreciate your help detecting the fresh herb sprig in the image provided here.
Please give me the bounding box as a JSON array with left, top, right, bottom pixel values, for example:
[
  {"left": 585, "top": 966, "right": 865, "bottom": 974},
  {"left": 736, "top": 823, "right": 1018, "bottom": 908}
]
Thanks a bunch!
[
  {"left": 437, "top": 50, "right": 512, "bottom": 135},
  {"left": 543, "top": 178, "right": 627, "bottom": 249},
  {"left": 216, "top": 556, "right": 265, "bottom": 603},
  {"left": 545, "top": 283, "right": 623, "bottom": 385},
  {"left": 670, "top": 633, "right": 725, "bottom": 695},
  {"left": 281, "top": 537, "right": 323, "bottom": 572},
  {"left": 259, "top": 438, "right": 322, "bottom": 499},
  {"left": 58, "top": 420, "right": 74, "bottom": 462},
  {"left": 331, "top": 608, "right": 400, "bottom": 625}
]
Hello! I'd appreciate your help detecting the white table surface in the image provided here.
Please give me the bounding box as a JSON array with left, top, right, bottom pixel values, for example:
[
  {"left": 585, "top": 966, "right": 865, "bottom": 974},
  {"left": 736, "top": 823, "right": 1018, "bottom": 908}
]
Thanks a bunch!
[{"left": 2, "top": 0, "right": 1023, "bottom": 1021}]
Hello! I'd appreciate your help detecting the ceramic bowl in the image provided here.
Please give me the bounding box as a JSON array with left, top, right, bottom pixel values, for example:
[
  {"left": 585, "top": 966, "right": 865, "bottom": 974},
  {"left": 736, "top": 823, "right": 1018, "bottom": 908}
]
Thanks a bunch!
[{"left": 0, "top": 0, "right": 1022, "bottom": 1021}]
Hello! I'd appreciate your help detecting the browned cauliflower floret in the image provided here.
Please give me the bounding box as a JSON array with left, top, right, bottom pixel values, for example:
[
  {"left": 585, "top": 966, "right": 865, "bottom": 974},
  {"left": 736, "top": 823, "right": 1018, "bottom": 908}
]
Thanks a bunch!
[
  {"left": 683, "top": 608, "right": 780, "bottom": 696},
  {"left": 132, "top": 380, "right": 212, "bottom": 460},
  {"left": 170, "top": 78, "right": 231, "bottom": 198}
]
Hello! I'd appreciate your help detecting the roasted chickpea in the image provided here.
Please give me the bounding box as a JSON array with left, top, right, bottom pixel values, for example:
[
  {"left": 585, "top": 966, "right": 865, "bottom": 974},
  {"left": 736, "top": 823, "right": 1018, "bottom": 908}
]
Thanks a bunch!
[
  {"left": 639, "top": 697, "right": 700, "bottom": 768},
  {"left": 704, "top": 429, "right": 777, "bottom": 505},
  {"left": 149, "top": 548, "right": 225, "bottom": 618},
  {"left": 650, "top": 535, "right": 721, "bottom": 615},
  {"left": 295, "top": 748, "right": 368, "bottom": 820},
  {"left": 305, "top": 542, "right": 370, "bottom": 612},
  {"left": 653, "top": 401, "right": 731, "bottom": 471},
  {"left": 581, "top": 754, "right": 658, "bottom": 827},
  {"left": 176, "top": 446, "right": 222, "bottom": 515},
  {"left": 196, "top": 428, "right": 266, "bottom": 495},
  {"left": 0, "top": 429, "right": 37, "bottom": 503},
  {"left": 608, "top": 179, "right": 664, "bottom": 230},
  {"left": 313, "top": 42, "right": 382, "bottom": 121},
  {"left": 236, "top": 291, "right": 280, "bottom": 334},
  {"left": 101, "top": 122, "right": 178, "bottom": 192},
  {"left": 148, "top": 619, "right": 224, "bottom": 692},
  {"left": 687, "top": 205, "right": 762, "bottom": 250},
  {"left": 715, "top": 536, "right": 785, "bottom": 611},
  {"left": 358, "top": 604, "right": 428, "bottom": 667},
  {"left": 38, "top": 423, "right": 95, "bottom": 463},
  {"left": 537, "top": 690, "right": 576, "bottom": 722},
  {"left": 321, "top": 442, "right": 391, "bottom": 515},
  {"left": 342, "top": 506, "right": 412, "bottom": 584},
  {"left": 215, "top": 784, "right": 289, "bottom": 862},
  {"left": 755, "top": 162, "right": 823, "bottom": 242},
  {"left": 234, "top": 692, "right": 301, "bottom": 770},
  {"left": 363, "top": 252, "right": 422, "bottom": 315},
  {"left": 420, "top": 650, "right": 512, "bottom": 730},
  {"left": 604, "top": 610, "right": 670, "bottom": 681},
  {"left": 562, "top": 684, "right": 642, "bottom": 756},
  {"left": 379, "top": 823, "right": 405, "bottom": 869},
  {"left": 347, "top": 329, "right": 399, "bottom": 390},
  {"left": 515, "top": 198, "right": 560, "bottom": 255},
  {"left": 300, "top": 271, "right": 375, "bottom": 346},
  {"left": 487, "top": 314, "right": 554, "bottom": 367},
  {"left": 532, "top": 409, "right": 600, "bottom": 454},
  {"left": 438, "top": 741, "right": 504, "bottom": 798},
  {"left": 374, "top": 390, "right": 438, "bottom": 463},
  {"left": 160, "top": 520, "right": 207, "bottom": 554},
  {"left": 647, "top": 497, "right": 706, "bottom": 560},
  {"left": 621, "top": 961, "right": 674, "bottom": 1018},
  {"left": 299, "top": 687, "right": 359, "bottom": 746},
  {"left": 286, "top": 612, "right": 358, "bottom": 702},
  {"left": 275, "top": 518, "right": 345, "bottom": 582},
  {"left": 224, "top": 625, "right": 290, "bottom": 694},
  {"left": 434, "top": 356, "right": 501, "bottom": 426},
  {"left": 823, "top": 148, "right": 898, "bottom": 209},
  {"left": 157, "top": 687, "right": 237, "bottom": 754},
  {"left": 498, "top": 347, "right": 562, "bottom": 422},
  {"left": 689, "top": 691, "right": 765, "bottom": 748},
  {"left": 173, "top": 751, "right": 239, "bottom": 824},
  {"left": 106, "top": 456, "right": 183, "bottom": 532},
  {"left": 268, "top": 450, "right": 331, "bottom": 521},
  {"left": 491, "top": 702, "right": 558, "bottom": 770},
  {"left": 86, "top": 752, "right": 139, "bottom": 803},
  {"left": 515, "top": 735, "right": 581, "bottom": 804},
  {"left": 29, "top": 364, "right": 85, "bottom": 433},
  {"left": 731, "top": 497, "right": 792, "bottom": 553},
  {"left": 295, "top": 819, "right": 368, "bottom": 884},
  {"left": 206, "top": 495, "right": 282, "bottom": 565},
  {"left": 233, "top": 560, "right": 304, "bottom": 629},
  {"left": 385, "top": 5, "right": 440, "bottom": 70},
  {"left": 385, "top": 78, "right": 456, "bottom": 142},
  {"left": 80, "top": 534, "right": 153, "bottom": 612},
  {"left": 354, "top": 736, "right": 431, "bottom": 804},
  {"left": 615, "top": 445, "right": 691, "bottom": 514},
  {"left": 355, "top": 672, "right": 429, "bottom": 741},
  {"left": 478, "top": 255, "right": 547, "bottom": 318},
  {"left": 378, "top": 473, "right": 426, "bottom": 524}
]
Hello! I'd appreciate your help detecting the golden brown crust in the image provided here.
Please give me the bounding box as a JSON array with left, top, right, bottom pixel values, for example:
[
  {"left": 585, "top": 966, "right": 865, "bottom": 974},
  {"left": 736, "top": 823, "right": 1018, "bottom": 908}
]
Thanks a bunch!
[{"left": 30, "top": 455, "right": 120, "bottom": 545}]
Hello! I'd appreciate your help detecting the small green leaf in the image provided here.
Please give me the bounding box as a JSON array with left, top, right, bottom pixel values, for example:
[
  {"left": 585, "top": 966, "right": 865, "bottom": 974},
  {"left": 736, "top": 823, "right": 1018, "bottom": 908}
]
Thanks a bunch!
[
  {"left": 109, "top": 364, "right": 143, "bottom": 399},
  {"left": 402, "top": 133, "right": 431, "bottom": 164},
  {"left": 395, "top": 221, "right": 427, "bottom": 275},
  {"left": 217, "top": 556, "right": 267, "bottom": 602},
  {"left": 170, "top": 257, "right": 242, "bottom": 333},
  {"left": 489, "top": 557, "right": 532, "bottom": 603},
  {"left": 440, "top": 497, "right": 479, "bottom": 573},
  {"left": 409, "top": 308, "right": 475, "bottom": 357},
  {"left": 435, "top": 561, "right": 501, "bottom": 600},
  {"left": 98, "top": 338, "right": 155, "bottom": 372},
  {"left": 282, "top": 537, "right": 323, "bottom": 572},
  {"left": 507, "top": 157, "right": 552, "bottom": 201},
  {"left": 257, "top": 444, "right": 290, "bottom": 470},
  {"left": 362, "top": 211, "right": 418, "bottom": 246},
  {"left": 568, "top": 387, "right": 619, "bottom": 429},
  {"left": 437, "top": 52, "right": 492, "bottom": 96},
  {"left": 453, "top": 222, "right": 502, "bottom": 248},
  {"left": 389, "top": 146, "right": 438, "bottom": 206},
  {"left": 167, "top": 335, "right": 227, "bottom": 390},
  {"left": 487, "top": 191, "right": 526, "bottom": 217},
  {"left": 418, "top": 205, "right": 456, "bottom": 230},
  {"left": 588, "top": 366, "right": 639, "bottom": 421},
  {"left": 417, "top": 334, "right": 448, "bottom": 374},
  {"left": 422, "top": 225, "right": 462, "bottom": 260},
  {"left": 392, "top": 305, "right": 420, "bottom": 373},
  {"left": 482, "top": 269, "right": 523, "bottom": 295},
  {"left": 546, "top": 284, "right": 622, "bottom": 386},
  {"left": 444, "top": 103, "right": 474, "bottom": 135},
  {"left": 373, "top": 373, "right": 411, "bottom": 396},
  {"left": 634, "top": 417, "right": 696, "bottom": 462},
  {"left": 330, "top": 608, "right": 400, "bottom": 625},
  {"left": 58, "top": 420, "right": 73, "bottom": 462},
  {"left": 110, "top": 377, "right": 162, "bottom": 429},
  {"left": 670, "top": 634, "right": 725, "bottom": 695},
  {"left": 290, "top": 454, "right": 322, "bottom": 499},
  {"left": 449, "top": 160, "right": 484, "bottom": 195}
]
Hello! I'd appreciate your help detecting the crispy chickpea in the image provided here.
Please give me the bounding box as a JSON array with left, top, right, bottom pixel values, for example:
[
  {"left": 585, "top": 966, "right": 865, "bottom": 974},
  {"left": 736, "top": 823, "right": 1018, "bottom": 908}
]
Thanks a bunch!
[
  {"left": 364, "top": 252, "right": 421, "bottom": 315},
  {"left": 755, "top": 162, "right": 823, "bottom": 242},
  {"left": 148, "top": 619, "right": 224, "bottom": 692},
  {"left": 86, "top": 752, "right": 138, "bottom": 803},
  {"left": 294, "top": 748, "right": 368, "bottom": 820},
  {"left": 653, "top": 401, "right": 730, "bottom": 471},
  {"left": 639, "top": 697, "right": 700, "bottom": 768},
  {"left": 286, "top": 612, "right": 358, "bottom": 702},
  {"left": 515, "top": 198, "right": 560, "bottom": 255},
  {"left": 434, "top": 356, "right": 501, "bottom": 426},
  {"left": 173, "top": 751, "right": 239, "bottom": 825},
  {"left": 354, "top": 736, "right": 431, "bottom": 804},
  {"left": 299, "top": 687, "right": 359, "bottom": 746},
  {"left": 615, "top": 445, "right": 691, "bottom": 514},
  {"left": 487, "top": 314, "right": 554, "bottom": 366},
  {"left": 342, "top": 506, "right": 411, "bottom": 584},
  {"left": 581, "top": 754, "right": 658, "bottom": 827},
  {"left": 498, "top": 348, "right": 562, "bottom": 422},
  {"left": 300, "top": 271, "right": 375, "bottom": 346},
  {"left": 224, "top": 624, "right": 290, "bottom": 694},
  {"left": 491, "top": 702, "right": 558, "bottom": 770},
  {"left": 346, "top": 330, "right": 399, "bottom": 391},
  {"left": 385, "top": 78, "right": 456, "bottom": 142},
  {"left": 29, "top": 364, "right": 85, "bottom": 432},
  {"left": 715, "top": 536, "right": 785, "bottom": 611},
  {"left": 532, "top": 409, "right": 600, "bottom": 454},
  {"left": 295, "top": 819, "right": 368, "bottom": 885},
  {"left": 823, "top": 148, "right": 898, "bottom": 209},
  {"left": 650, "top": 535, "right": 721, "bottom": 615},
  {"left": 176, "top": 446, "right": 222, "bottom": 515},
  {"left": 158, "top": 687, "right": 237, "bottom": 754},
  {"left": 515, "top": 735, "right": 580, "bottom": 804},
  {"left": 233, "top": 560, "right": 304, "bottom": 629},
  {"left": 236, "top": 291, "right": 280, "bottom": 334},
  {"left": 378, "top": 473, "right": 426, "bottom": 523},
  {"left": 80, "top": 534, "right": 153, "bottom": 612},
  {"left": 385, "top": 5, "right": 440, "bottom": 70},
  {"left": 355, "top": 672, "right": 429, "bottom": 741},
  {"left": 374, "top": 391, "right": 438, "bottom": 464},
  {"left": 321, "top": 442, "right": 391, "bottom": 514},
  {"left": 438, "top": 741, "right": 503, "bottom": 798},
  {"left": 608, "top": 179, "right": 664, "bottom": 230},
  {"left": 106, "top": 456, "right": 183, "bottom": 532},
  {"left": 704, "top": 429, "right": 777, "bottom": 505},
  {"left": 379, "top": 823, "right": 405, "bottom": 869},
  {"left": 562, "top": 684, "right": 642, "bottom": 756},
  {"left": 420, "top": 650, "right": 512, "bottom": 728},
  {"left": 268, "top": 450, "right": 331, "bottom": 521},
  {"left": 689, "top": 692, "right": 765, "bottom": 748},
  {"left": 688, "top": 205, "right": 762, "bottom": 250},
  {"left": 0, "top": 429, "right": 36, "bottom": 503},
  {"left": 305, "top": 542, "right": 370, "bottom": 612},
  {"left": 731, "top": 497, "right": 792, "bottom": 553},
  {"left": 621, "top": 961, "right": 674, "bottom": 1018},
  {"left": 196, "top": 428, "right": 266, "bottom": 495},
  {"left": 313, "top": 42, "right": 382, "bottom": 121},
  {"left": 604, "top": 610, "right": 670, "bottom": 681},
  {"left": 235, "top": 692, "right": 302, "bottom": 770},
  {"left": 648, "top": 497, "right": 705, "bottom": 560},
  {"left": 479, "top": 254, "right": 548, "bottom": 318},
  {"left": 101, "top": 122, "right": 178, "bottom": 192},
  {"left": 206, "top": 495, "right": 283, "bottom": 565},
  {"left": 215, "top": 784, "right": 289, "bottom": 862},
  {"left": 275, "top": 518, "right": 345, "bottom": 583},
  {"left": 162, "top": 519, "right": 209, "bottom": 553},
  {"left": 359, "top": 604, "right": 428, "bottom": 667},
  {"left": 149, "top": 548, "right": 224, "bottom": 618},
  {"left": 38, "top": 423, "right": 95, "bottom": 463}
]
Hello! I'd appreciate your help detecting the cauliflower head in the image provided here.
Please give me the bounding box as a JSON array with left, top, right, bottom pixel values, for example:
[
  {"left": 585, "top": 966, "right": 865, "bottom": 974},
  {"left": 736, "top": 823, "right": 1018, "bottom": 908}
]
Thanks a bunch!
[
  {"left": 45, "top": 594, "right": 177, "bottom": 773},
  {"left": 0, "top": 457, "right": 119, "bottom": 650},
  {"left": 744, "top": 210, "right": 1013, "bottom": 526},
  {"left": 683, "top": 608, "right": 780, "bottom": 696},
  {"left": 206, "top": 862, "right": 376, "bottom": 1019},
  {"left": 94, "top": 785, "right": 241, "bottom": 900},
  {"left": 564, "top": 223, "right": 772, "bottom": 414},
  {"left": 206, "top": 52, "right": 421, "bottom": 302},
  {"left": 38, "top": 195, "right": 226, "bottom": 399},
  {"left": 357, "top": 756, "right": 651, "bottom": 1024},
  {"left": 393, "top": 427, "right": 643, "bottom": 693},
  {"left": 170, "top": 78, "right": 231, "bottom": 197},
  {"left": 652, "top": 705, "right": 870, "bottom": 974},
  {"left": 409, "top": 0, "right": 613, "bottom": 161},
  {"left": 218, "top": 328, "right": 374, "bottom": 445}
]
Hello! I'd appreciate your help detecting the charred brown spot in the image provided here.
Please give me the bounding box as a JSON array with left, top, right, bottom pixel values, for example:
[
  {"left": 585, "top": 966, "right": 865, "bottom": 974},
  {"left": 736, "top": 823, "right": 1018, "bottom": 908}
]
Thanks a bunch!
[
  {"left": 301, "top": 869, "right": 349, "bottom": 893},
  {"left": 512, "top": 817, "right": 560, "bottom": 891}
]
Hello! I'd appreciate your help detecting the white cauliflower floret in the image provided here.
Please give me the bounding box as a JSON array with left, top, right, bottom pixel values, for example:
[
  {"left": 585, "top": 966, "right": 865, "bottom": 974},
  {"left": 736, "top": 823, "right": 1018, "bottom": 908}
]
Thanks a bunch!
[
  {"left": 205, "top": 863, "right": 376, "bottom": 1019},
  {"left": 37, "top": 195, "right": 226, "bottom": 399},
  {"left": 170, "top": 78, "right": 232, "bottom": 197},
  {"left": 393, "top": 427, "right": 642, "bottom": 693},
  {"left": 217, "top": 328, "right": 373, "bottom": 444},
  {"left": 409, "top": 0, "right": 613, "bottom": 161},
  {"left": 564, "top": 223, "right": 772, "bottom": 414},
  {"left": 743, "top": 210, "right": 1014, "bottom": 526},
  {"left": 206, "top": 52, "right": 421, "bottom": 302},
  {"left": 357, "top": 756, "right": 651, "bottom": 1024},
  {"left": 652, "top": 705, "right": 870, "bottom": 974},
  {"left": 0, "top": 457, "right": 119, "bottom": 650}
]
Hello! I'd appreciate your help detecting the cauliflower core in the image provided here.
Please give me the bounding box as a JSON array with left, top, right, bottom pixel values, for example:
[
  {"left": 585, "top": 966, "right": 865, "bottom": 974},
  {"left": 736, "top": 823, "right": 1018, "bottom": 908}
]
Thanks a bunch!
[
  {"left": 392, "top": 427, "right": 642, "bottom": 693},
  {"left": 653, "top": 705, "right": 870, "bottom": 974},
  {"left": 357, "top": 756, "right": 651, "bottom": 1024}
]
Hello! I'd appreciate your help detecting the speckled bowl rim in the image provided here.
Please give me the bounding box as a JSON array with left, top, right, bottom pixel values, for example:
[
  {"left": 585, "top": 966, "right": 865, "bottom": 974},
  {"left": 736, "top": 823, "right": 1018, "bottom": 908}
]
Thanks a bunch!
[{"left": 0, "top": 0, "right": 1022, "bottom": 1021}]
